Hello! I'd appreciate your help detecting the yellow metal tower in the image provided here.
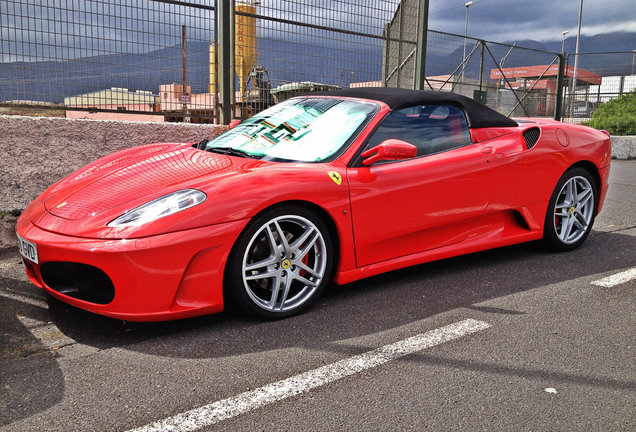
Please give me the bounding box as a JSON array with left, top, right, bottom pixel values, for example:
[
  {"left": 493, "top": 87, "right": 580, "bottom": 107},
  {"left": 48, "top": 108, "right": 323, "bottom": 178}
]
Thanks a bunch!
[{"left": 209, "top": 2, "right": 257, "bottom": 97}]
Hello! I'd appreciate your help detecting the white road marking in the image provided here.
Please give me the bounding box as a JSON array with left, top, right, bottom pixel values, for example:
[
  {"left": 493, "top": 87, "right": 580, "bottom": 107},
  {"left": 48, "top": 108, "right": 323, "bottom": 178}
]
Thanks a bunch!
[
  {"left": 591, "top": 267, "right": 636, "bottom": 288},
  {"left": 127, "top": 318, "right": 490, "bottom": 432},
  {"left": 0, "top": 289, "right": 49, "bottom": 309},
  {"left": 545, "top": 387, "right": 558, "bottom": 394}
]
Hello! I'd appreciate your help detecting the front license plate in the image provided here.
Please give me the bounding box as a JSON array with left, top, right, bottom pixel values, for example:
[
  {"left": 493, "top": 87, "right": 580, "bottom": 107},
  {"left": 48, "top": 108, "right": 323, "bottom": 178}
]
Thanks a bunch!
[{"left": 17, "top": 234, "right": 39, "bottom": 264}]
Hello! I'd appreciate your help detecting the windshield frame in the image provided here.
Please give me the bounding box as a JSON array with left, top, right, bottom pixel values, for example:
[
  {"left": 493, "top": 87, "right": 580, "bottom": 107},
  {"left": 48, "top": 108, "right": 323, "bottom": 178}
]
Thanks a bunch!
[{"left": 203, "top": 96, "right": 380, "bottom": 164}]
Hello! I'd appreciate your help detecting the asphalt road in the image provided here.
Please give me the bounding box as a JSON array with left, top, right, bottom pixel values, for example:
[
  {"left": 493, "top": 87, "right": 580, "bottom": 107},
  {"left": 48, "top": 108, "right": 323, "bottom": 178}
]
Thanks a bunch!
[{"left": 1, "top": 160, "right": 634, "bottom": 432}]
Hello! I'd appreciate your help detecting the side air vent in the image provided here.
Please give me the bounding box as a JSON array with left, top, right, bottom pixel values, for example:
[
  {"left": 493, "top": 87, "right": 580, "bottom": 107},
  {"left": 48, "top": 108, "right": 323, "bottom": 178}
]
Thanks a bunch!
[{"left": 523, "top": 127, "right": 541, "bottom": 149}]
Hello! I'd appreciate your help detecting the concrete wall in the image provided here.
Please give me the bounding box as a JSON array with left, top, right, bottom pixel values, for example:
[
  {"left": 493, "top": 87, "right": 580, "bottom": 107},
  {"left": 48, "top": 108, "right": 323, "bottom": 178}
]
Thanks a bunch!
[
  {"left": 611, "top": 136, "right": 636, "bottom": 160},
  {"left": 1, "top": 115, "right": 226, "bottom": 246}
]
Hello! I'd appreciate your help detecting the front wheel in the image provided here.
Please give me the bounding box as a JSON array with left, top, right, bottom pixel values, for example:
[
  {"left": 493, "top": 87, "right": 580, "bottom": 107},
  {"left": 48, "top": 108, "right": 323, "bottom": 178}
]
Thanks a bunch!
[
  {"left": 543, "top": 167, "right": 597, "bottom": 251},
  {"left": 225, "top": 206, "right": 334, "bottom": 319}
]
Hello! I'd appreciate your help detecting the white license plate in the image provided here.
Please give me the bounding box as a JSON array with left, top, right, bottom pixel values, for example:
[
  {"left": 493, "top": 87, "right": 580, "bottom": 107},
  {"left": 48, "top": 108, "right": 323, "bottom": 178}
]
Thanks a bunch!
[{"left": 17, "top": 234, "right": 39, "bottom": 264}]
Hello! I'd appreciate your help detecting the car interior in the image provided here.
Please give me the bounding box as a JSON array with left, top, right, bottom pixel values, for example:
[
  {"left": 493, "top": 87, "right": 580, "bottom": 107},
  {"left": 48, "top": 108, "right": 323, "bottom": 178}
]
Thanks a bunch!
[{"left": 364, "top": 104, "right": 473, "bottom": 160}]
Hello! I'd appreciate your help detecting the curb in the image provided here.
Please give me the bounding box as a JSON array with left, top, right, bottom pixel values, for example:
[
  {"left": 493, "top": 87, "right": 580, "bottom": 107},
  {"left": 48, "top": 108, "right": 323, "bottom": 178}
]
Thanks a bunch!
[{"left": 611, "top": 136, "right": 636, "bottom": 160}]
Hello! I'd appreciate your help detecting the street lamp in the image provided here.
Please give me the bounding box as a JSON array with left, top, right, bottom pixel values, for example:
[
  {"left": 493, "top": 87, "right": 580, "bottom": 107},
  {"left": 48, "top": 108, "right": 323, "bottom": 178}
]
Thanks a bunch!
[
  {"left": 632, "top": 49, "right": 635, "bottom": 75},
  {"left": 561, "top": 30, "right": 569, "bottom": 53},
  {"left": 462, "top": 1, "right": 473, "bottom": 81}
]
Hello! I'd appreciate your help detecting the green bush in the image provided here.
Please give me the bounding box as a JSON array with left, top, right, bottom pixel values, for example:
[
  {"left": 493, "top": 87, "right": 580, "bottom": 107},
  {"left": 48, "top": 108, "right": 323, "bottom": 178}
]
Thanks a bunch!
[{"left": 585, "top": 90, "right": 636, "bottom": 136}]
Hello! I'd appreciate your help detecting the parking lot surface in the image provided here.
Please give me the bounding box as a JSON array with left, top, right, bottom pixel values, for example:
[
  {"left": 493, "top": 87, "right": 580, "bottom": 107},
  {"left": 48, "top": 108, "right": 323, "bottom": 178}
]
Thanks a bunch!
[{"left": 1, "top": 160, "right": 634, "bottom": 431}]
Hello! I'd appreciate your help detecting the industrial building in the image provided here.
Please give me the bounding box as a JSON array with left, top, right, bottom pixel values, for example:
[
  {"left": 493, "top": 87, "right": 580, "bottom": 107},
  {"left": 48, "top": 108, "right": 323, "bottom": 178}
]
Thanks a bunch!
[{"left": 64, "top": 87, "right": 162, "bottom": 122}]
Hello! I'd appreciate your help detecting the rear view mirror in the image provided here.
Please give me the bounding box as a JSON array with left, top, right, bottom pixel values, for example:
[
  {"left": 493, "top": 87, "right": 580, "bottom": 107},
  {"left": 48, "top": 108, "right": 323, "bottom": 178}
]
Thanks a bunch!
[{"left": 361, "top": 139, "right": 418, "bottom": 166}]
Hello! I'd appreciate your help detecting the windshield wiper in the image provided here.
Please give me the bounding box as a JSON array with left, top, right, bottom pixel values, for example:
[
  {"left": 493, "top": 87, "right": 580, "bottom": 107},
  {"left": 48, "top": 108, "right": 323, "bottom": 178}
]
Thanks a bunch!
[{"left": 206, "top": 146, "right": 260, "bottom": 159}]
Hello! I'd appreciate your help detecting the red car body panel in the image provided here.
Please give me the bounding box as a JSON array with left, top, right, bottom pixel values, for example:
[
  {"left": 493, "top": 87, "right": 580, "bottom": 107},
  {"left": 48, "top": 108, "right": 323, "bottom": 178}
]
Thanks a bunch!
[
  {"left": 348, "top": 142, "right": 494, "bottom": 267},
  {"left": 16, "top": 92, "right": 611, "bottom": 321}
]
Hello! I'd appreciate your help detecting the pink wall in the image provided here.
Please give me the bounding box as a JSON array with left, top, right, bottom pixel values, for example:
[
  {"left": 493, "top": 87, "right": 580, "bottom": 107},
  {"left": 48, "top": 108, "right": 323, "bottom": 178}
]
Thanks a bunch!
[{"left": 66, "top": 110, "right": 164, "bottom": 122}]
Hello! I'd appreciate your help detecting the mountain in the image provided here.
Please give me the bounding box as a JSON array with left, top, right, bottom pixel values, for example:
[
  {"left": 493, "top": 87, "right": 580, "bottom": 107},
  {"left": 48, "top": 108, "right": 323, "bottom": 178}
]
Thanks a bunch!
[
  {"left": 542, "top": 31, "right": 636, "bottom": 55},
  {"left": 0, "top": 39, "right": 383, "bottom": 104},
  {"left": 1, "top": 31, "right": 633, "bottom": 104},
  {"left": 426, "top": 32, "right": 636, "bottom": 80}
]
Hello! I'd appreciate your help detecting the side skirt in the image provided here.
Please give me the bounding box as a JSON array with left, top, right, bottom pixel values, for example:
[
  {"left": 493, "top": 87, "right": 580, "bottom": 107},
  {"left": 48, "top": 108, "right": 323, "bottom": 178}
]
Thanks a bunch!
[{"left": 335, "top": 212, "right": 542, "bottom": 285}]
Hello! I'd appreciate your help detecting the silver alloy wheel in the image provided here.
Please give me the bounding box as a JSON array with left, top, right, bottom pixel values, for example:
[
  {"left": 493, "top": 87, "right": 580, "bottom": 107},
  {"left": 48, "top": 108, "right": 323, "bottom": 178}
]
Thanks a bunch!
[
  {"left": 241, "top": 214, "right": 327, "bottom": 313},
  {"left": 552, "top": 175, "right": 595, "bottom": 245}
]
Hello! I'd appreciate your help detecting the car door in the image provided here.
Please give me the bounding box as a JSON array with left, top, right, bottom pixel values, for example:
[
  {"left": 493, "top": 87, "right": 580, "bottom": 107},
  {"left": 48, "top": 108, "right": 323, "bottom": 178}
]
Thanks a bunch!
[{"left": 347, "top": 104, "right": 496, "bottom": 268}]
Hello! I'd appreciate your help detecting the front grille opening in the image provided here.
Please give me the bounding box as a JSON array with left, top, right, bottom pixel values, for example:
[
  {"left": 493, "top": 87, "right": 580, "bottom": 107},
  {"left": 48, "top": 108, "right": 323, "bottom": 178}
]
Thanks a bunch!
[
  {"left": 523, "top": 127, "right": 541, "bottom": 149},
  {"left": 40, "top": 262, "right": 115, "bottom": 304}
]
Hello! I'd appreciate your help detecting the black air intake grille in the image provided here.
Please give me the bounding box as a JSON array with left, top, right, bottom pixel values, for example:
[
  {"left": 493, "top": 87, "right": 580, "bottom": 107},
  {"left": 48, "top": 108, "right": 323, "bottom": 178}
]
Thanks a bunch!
[
  {"left": 523, "top": 128, "right": 541, "bottom": 149},
  {"left": 41, "top": 262, "right": 115, "bottom": 304}
]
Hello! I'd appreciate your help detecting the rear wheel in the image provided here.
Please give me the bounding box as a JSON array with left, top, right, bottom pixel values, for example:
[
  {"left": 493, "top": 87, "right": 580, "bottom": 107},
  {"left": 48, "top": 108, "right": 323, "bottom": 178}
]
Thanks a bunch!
[
  {"left": 543, "top": 167, "right": 597, "bottom": 251},
  {"left": 225, "top": 206, "right": 334, "bottom": 319}
]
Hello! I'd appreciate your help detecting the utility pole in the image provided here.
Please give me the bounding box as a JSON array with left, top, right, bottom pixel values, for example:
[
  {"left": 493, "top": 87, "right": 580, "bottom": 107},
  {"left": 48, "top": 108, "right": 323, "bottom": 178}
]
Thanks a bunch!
[
  {"left": 461, "top": 2, "right": 473, "bottom": 82},
  {"left": 182, "top": 24, "right": 189, "bottom": 122},
  {"left": 570, "top": 0, "right": 583, "bottom": 118}
]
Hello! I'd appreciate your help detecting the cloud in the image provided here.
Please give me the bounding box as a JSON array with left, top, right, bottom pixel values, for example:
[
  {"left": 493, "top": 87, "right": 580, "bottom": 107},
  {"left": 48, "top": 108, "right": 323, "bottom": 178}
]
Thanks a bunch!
[{"left": 428, "top": 0, "right": 636, "bottom": 42}]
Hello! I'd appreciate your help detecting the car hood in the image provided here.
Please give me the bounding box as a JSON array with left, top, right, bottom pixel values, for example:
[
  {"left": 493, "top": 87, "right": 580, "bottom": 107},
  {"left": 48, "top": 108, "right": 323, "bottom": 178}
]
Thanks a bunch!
[
  {"left": 22, "top": 142, "right": 281, "bottom": 238},
  {"left": 23, "top": 142, "right": 348, "bottom": 240},
  {"left": 44, "top": 143, "right": 267, "bottom": 221}
]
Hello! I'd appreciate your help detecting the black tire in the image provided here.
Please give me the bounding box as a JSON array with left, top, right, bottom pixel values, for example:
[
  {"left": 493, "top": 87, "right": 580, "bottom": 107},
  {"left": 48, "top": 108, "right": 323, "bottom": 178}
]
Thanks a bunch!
[
  {"left": 225, "top": 205, "right": 335, "bottom": 319},
  {"left": 543, "top": 167, "right": 597, "bottom": 252}
]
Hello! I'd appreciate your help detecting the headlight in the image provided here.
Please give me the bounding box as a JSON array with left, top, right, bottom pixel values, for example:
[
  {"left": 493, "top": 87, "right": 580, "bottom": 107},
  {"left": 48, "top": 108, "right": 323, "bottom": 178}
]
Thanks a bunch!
[{"left": 108, "top": 189, "right": 207, "bottom": 227}]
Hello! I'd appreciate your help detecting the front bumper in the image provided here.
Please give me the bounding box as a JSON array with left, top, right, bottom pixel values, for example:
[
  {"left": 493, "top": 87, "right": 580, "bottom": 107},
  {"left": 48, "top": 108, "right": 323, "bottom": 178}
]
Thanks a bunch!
[
  {"left": 16, "top": 219, "right": 249, "bottom": 321},
  {"left": 597, "top": 164, "right": 611, "bottom": 215}
]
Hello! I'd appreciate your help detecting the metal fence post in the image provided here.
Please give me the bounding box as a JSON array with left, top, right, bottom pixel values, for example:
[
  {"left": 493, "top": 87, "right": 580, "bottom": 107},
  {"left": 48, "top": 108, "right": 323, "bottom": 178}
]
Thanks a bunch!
[
  {"left": 218, "top": 0, "right": 234, "bottom": 124},
  {"left": 554, "top": 53, "right": 566, "bottom": 121},
  {"left": 414, "top": 0, "right": 429, "bottom": 90},
  {"left": 382, "top": 23, "right": 389, "bottom": 87},
  {"left": 397, "top": 2, "right": 404, "bottom": 88},
  {"left": 478, "top": 41, "right": 484, "bottom": 92}
]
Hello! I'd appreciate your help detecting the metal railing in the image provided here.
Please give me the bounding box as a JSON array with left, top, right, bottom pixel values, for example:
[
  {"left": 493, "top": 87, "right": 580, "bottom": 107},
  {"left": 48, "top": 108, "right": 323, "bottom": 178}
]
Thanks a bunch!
[{"left": 1, "top": 0, "right": 218, "bottom": 122}]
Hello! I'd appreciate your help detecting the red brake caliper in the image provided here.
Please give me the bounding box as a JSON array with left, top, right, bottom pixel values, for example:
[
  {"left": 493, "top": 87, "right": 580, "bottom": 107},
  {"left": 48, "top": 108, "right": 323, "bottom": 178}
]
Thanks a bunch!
[{"left": 299, "top": 252, "right": 309, "bottom": 278}]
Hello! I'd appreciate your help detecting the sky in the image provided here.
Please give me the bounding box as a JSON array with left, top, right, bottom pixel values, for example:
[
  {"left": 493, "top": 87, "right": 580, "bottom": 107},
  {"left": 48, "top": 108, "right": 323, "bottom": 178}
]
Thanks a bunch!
[{"left": 426, "top": 0, "right": 636, "bottom": 42}]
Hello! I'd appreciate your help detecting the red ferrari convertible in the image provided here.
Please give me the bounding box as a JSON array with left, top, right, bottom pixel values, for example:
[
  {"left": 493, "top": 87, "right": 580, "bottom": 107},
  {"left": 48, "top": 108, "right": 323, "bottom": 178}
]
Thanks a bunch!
[{"left": 16, "top": 88, "right": 611, "bottom": 320}]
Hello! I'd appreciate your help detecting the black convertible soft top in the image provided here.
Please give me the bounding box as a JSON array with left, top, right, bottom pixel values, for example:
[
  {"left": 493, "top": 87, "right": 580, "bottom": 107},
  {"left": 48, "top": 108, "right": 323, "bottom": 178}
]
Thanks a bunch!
[{"left": 312, "top": 87, "right": 518, "bottom": 129}]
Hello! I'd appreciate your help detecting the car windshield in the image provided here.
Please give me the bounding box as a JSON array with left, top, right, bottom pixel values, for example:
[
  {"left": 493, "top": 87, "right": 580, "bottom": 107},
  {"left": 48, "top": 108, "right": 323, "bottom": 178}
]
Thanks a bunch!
[{"left": 204, "top": 97, "right": 378, "bottom": 162}]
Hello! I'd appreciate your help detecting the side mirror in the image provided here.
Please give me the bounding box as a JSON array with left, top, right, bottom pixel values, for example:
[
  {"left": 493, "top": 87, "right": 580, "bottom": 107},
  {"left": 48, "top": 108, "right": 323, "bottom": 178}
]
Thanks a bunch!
[
  {"left": 228, "top": 119, "right": 241, "bottom": 130},
  {"left": 361, "top": 139, "right": 418, "bottom": 166}
]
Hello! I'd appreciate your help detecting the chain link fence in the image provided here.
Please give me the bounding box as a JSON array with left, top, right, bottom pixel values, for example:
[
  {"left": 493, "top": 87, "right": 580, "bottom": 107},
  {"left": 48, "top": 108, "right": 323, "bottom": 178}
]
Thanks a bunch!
[
  {"left": 1, "top": 0, "right": 634, "bottom": 131},
  {"left": 1, "top": 0, "right": 219, "bottom": 121},
  {"left": 231, "top": 0, "right": 399, "bottom": 118},
  {"left": 562, "top": 52, "right": 636, "bottom": 135},
  {"left": 389, "top": 28, "right": 563, "bottom": 118},
  {"left": 1, "top": 0, "right": 402, "bottom": 122},
  {"left": 382, "top": 0, "right": 418, "bottom": 89}
]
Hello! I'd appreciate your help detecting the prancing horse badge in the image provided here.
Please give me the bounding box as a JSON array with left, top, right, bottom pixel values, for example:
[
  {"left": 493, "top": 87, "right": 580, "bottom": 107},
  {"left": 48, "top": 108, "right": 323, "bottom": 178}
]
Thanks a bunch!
[{"left": 328, "top": 171, "right": 342, "bottom": 185}]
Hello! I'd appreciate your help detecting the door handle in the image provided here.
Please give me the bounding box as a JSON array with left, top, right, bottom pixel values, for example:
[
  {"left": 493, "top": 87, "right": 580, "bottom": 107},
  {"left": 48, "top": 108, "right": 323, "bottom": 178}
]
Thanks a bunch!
[{"left": 481, "top": 146, "right": 495, "bottom": 154}]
